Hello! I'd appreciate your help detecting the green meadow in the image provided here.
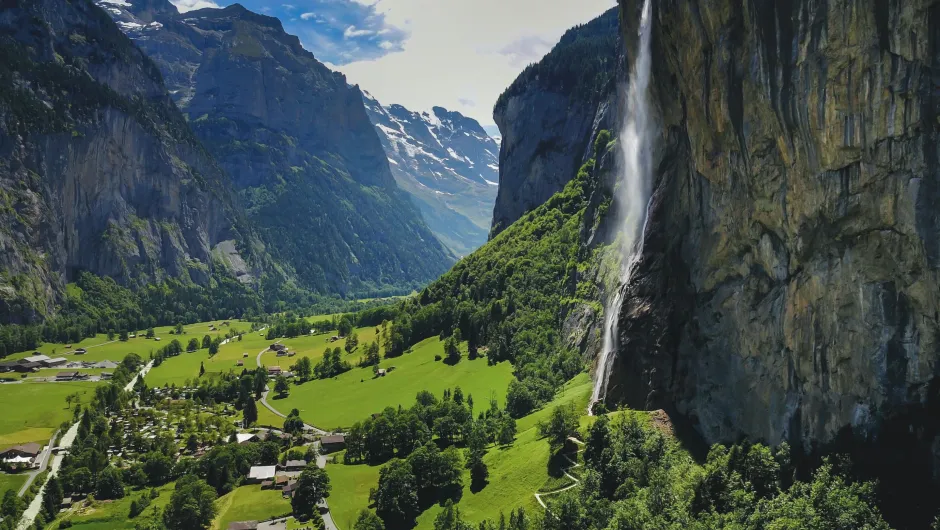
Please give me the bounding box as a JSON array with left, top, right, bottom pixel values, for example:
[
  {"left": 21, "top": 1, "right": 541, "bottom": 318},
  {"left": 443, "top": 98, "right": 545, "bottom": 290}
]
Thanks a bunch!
[
  {"left": 211, "top": 485, "right": 291, "bottom": 530},
  {"left": 50, "top": 482, "right": 176, "bottom": 530},
  {"left": 0, "top": 472, "right": 27, "bottom": 498},
  {"left": 325, "top": 374, "right": 594, "bottom": 530},
  {"left": 5, "top": 320, "right": 243, "bottom": 365},
  {"left": 256, "top": 325, "right": 381, "bottom": 371},
  {"left": 270, "top": 336, "right": 515, "bottom": 431},
  {"left": 0, "top": 381, "right": 97, "bottom": 449}
]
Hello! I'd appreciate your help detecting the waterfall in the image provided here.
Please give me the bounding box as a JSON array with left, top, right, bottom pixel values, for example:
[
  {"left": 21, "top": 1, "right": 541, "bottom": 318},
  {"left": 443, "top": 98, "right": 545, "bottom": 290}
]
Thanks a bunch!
[{"left": 589, "top": 0, "right": 654, "bottom": 414}]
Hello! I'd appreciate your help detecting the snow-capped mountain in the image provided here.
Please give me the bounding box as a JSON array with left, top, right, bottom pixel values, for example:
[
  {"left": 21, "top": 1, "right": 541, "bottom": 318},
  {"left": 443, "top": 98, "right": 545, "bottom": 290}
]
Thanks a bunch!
[{"left": 362, "top": 92, "right": 500, "bottom": 256}]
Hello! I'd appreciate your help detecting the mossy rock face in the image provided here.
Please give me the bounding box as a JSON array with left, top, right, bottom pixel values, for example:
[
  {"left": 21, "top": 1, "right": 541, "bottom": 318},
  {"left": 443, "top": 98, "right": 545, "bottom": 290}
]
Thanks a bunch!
[{"left": 606, "top": 0, "right": 940, "bottom": 475}]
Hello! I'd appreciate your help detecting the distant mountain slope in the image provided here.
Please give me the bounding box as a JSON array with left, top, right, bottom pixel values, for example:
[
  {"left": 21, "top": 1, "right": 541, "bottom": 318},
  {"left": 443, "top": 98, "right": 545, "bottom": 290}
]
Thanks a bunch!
[
  {"left": 491, "top": 7, "right": 620, "bottom": 236},
  {"left": 98, "top": 0, "right": 454, "bottom": 297},
  {"left": 0, "top": 0, "right": 264, "bottom": 323},
  {"left": 362, "top": 93, "right": 499, "bottom": 256}
]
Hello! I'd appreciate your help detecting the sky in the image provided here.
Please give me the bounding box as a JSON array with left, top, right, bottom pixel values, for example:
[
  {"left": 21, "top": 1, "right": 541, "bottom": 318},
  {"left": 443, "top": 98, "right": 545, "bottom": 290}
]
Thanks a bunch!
[{"left": 170, "top": 0, "right": 616, "bottom": 128}]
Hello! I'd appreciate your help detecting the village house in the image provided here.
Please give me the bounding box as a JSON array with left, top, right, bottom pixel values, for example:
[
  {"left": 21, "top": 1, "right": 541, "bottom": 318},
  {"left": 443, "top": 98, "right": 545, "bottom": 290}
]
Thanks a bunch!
[
  {"left": 267, "top": 366, "right": 282, "bottom": 376},
  {"left": 246, "top": 465, "right": 277, "bottom": 484},
  {"left": 282, "top": 479, "right": 298, "bottom": 498},
  {"left": 236, "top": 433, "right": 258, "bottom": 444},
  {"left": 236, "top": 360, "right": 244, "bottom": 367},
  {"left": 0, "top": 443, "right": 41, "bottom": 467},
  {"left": 320, "top": 434, "right": 346, "bottom": 453},
  {"left": 282, "top": 459, "right": 306, "bottom": 472}
]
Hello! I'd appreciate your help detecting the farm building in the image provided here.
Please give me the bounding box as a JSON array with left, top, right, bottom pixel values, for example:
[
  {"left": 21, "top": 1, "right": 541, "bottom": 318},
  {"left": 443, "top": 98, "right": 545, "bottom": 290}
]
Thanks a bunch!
[
  {"left": 320, "top": 434, "right": 346, "bottom": 453},
  {"left": 282, "top": 459, "right": 306, "bottom": 472}
]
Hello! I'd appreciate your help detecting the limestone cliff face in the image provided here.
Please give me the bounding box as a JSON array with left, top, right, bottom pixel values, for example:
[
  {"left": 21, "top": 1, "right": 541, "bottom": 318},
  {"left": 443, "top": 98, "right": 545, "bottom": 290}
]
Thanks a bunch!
[
  {"left": 0, "top": 0, "right": 256, "bottom": 323},
  {"left": 491, "top": 8, "right": 621, "bottom": 235},
  {"left": 608, "top": 0, "right": 940, "bottom": 471}
]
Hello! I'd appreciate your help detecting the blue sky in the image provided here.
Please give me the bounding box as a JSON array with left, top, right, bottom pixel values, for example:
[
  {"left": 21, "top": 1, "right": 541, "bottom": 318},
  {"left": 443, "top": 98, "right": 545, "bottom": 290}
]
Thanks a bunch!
[{"left": 171, "top": 0, "right": 616, "bottom": 127}]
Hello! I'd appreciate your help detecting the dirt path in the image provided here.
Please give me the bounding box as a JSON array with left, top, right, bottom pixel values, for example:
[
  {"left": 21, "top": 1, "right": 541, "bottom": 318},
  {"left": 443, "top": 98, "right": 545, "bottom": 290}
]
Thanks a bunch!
[{"left": 534, "top": 437, "right": 585, "bottom": 509}]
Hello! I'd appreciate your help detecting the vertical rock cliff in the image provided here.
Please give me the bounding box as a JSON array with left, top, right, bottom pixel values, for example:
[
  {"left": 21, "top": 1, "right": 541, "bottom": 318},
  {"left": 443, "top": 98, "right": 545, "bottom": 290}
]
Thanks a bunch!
[
  {"left": 101, "top": 1, "right": 454, "bottom": 296},
  {"left": 0, "top": 0, "right": 258, "bottom": 323},
  {"left": 491, "top": 8, "right": 621, "bottom": 236},
  {"left": 606, "top": 0, "right": 940, "bottom": 522}
]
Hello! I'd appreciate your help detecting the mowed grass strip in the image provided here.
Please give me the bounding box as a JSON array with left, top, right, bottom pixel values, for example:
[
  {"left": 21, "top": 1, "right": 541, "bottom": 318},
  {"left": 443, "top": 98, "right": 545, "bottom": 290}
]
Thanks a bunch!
[
  {"left": 0, "top": 381, "right": 98, "bottom": 449},
  {"left": 271, "top": 336, "right": 515, "bottom": 431},
  {"left": 212, "top": 485, "right": 291, "bottom": 530},
  {"left": 324, "top": 374, "right": 593, "bottom": 530}
]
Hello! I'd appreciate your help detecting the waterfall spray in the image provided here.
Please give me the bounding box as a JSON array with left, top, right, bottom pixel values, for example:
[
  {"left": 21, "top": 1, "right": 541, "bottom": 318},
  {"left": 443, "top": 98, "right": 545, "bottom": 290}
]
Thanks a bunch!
[{"left": 589, "top": 0, "right": 654, "bottom": 414}]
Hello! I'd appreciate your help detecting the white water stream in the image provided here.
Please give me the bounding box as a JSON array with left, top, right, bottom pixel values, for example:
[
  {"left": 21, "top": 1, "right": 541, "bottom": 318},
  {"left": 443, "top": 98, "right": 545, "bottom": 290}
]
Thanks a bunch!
[{"left": 589, "top": 0, "right": 655, "bottom": 414}]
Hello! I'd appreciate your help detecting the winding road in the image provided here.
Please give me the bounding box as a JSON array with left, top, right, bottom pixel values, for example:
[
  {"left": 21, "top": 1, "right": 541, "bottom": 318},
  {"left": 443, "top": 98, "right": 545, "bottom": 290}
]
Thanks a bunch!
[
  {"left": 534, "top": 437, "right": 585, "bottom": 509},
  {"left": 254, "top": 342, "right": 338, "bottom": 529}
]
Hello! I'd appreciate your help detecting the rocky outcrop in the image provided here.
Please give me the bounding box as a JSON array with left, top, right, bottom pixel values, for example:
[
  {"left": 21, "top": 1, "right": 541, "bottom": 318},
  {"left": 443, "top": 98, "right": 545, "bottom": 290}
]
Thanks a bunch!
[
  {"left": 0, "top": 0, "right": 258, "bottom": 323},
  {"left": 363, "top": 92, "right": 499, "bottom": 256},
  {"left": 491, "top": 8, "right": 621, "bottom": 235},
  {"left": 101, "top": 1, "right": 454, "bottom": 295},
  {"left": 606, "top": 0, "right": 940, "bottom": 513}
]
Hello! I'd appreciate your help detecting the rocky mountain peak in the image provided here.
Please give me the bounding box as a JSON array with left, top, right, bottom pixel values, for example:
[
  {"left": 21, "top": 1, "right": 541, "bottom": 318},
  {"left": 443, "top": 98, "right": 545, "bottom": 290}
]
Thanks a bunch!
[{"left": 362, "top": 93, "right": 499, "bottom": 256}]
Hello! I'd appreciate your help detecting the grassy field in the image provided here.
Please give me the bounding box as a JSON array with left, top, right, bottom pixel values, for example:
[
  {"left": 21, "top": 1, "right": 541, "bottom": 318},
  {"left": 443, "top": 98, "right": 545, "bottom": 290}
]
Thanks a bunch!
[
  {"left": 142, "top": 322, "right": 264, "bottom": 388},
  {"left": 5, "top": 320, "right": 244, "bottom": 365},
  {"left": 254, "top": 401, "right": 286, "bottom": 429},
  {"left": 0, "top": 473, "right": 27, "bottom": 498},
  {"left": 50, "top": 482, "right": 176, "bottom": 529},
  {"left": 256, "top": 325, "right": 382, "bottom": 371},
  {"left": 0, "top": 381, "right": 98, "bottom": 449},
  {"left": 325, "top": 374, "right": 594, "bottom": 530},
  {"left": 212, "top": 485, "right": 291, "bottom": 530},
  {"left": 270, "top": 336, "right": 515, "bottom": 431},
  {"left": 326, "top": 453, "right": 381, "bottom": 530}
]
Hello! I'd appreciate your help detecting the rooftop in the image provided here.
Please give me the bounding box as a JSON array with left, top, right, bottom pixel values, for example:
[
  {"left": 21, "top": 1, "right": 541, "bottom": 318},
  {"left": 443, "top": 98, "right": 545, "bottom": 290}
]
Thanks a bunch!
[{"left": 248, "top": 466, "right": 277, "bottom": 480}]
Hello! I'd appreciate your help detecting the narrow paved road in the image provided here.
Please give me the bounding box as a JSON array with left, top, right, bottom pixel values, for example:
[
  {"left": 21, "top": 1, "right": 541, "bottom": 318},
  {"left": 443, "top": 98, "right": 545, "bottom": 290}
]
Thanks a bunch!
[
  {"left": 16, "top": 431, "right": 57, "bottom": 496},
  {"left": 16, "top": 360, "right": 154, "bottom": 530},
  {"left": 255, "top": 343, "right": 338, "bottom": 529}
]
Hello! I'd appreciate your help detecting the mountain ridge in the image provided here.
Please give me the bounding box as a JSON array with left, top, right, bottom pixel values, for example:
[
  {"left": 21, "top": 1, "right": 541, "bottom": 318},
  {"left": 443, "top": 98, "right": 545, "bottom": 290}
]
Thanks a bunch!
[
  {"left": 98, "top": 0, "right": 455, "bottom": 298},
  {"left": 362, "top": 92, "right": 499, "bottom": 256}
]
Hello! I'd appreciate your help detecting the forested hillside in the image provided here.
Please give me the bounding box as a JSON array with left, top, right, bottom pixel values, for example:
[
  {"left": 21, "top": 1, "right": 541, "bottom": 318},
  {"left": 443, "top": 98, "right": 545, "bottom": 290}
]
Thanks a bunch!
[{"left": 386, "top": 131, "right": 617, "bottom": 417}]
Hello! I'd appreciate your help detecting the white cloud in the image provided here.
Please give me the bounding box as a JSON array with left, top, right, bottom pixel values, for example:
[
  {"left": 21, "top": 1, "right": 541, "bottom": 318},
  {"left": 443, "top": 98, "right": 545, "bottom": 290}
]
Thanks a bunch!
[
  {"left": 300, "top": 12, "right": 317, "bottom": 20},
  {"left": 343, "top": 25, "right": 374, "bottom": 38},
  {"left": 170, "top": 0, "right": 220, "bottom": 12},
  {"left": 333, "top": 0, "right": 616, "bottom": 127}
]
